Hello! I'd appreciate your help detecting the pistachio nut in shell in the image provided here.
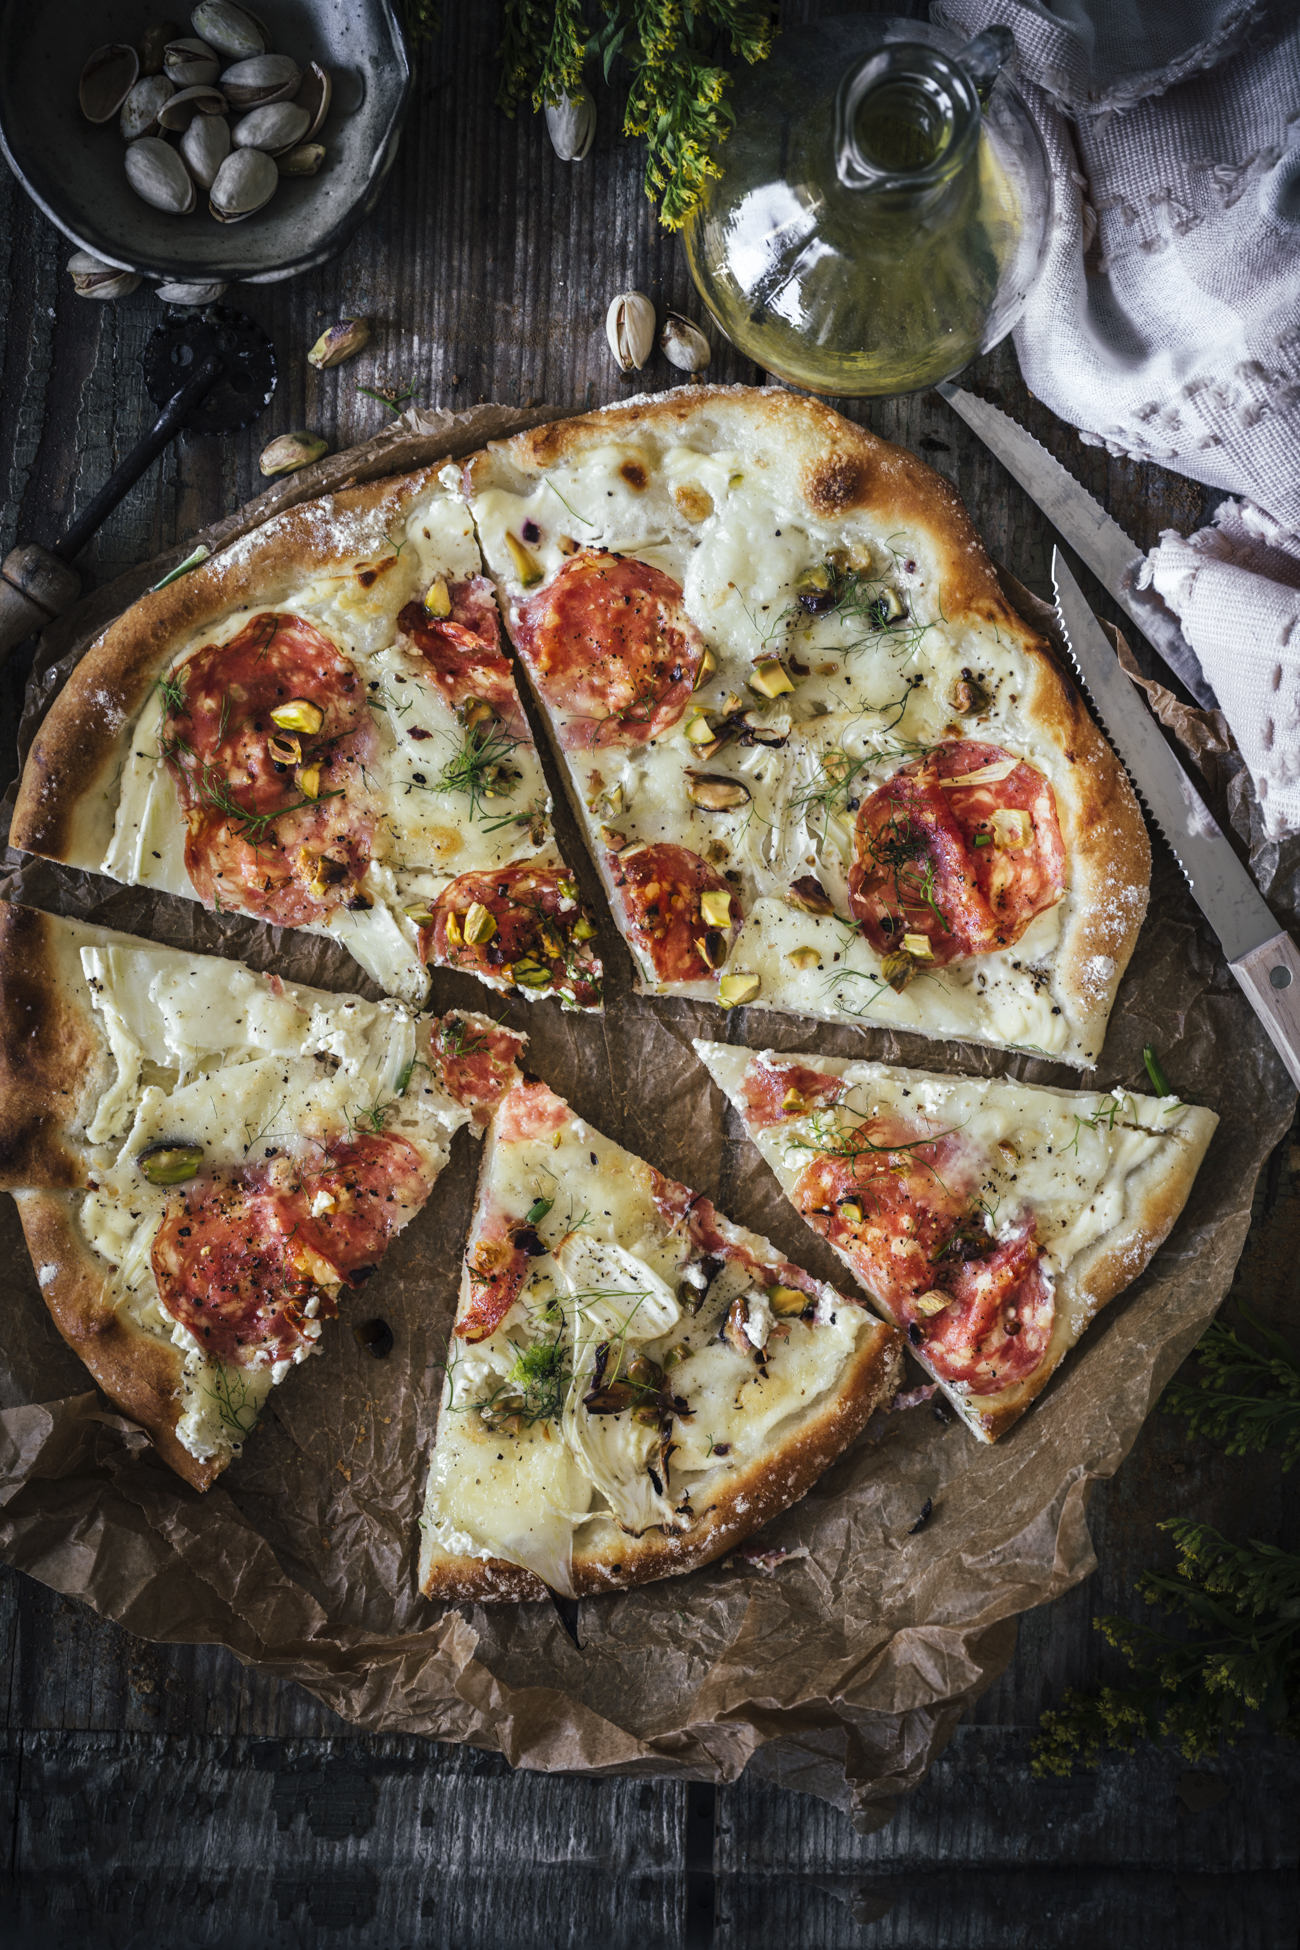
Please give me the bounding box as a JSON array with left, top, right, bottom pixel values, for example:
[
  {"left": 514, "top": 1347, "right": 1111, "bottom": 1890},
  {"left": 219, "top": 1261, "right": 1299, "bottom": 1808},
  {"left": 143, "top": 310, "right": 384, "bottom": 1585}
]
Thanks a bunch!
[
  {"left": 220, "top": 52, "right": 300, "bottom": 107},
  {"left": 120, "top": 74, "right": 175, "bottom": 140},
  {"left": 259, "top": 431, "right": 328, "bottom": 477},
  {"left": 180, "top": 109, "right": 231, "bottom": 187},
  {"left": 158, "top": 83, "right": 228, "bottom": 131},
  {"left": 544, "top": 83, "right": 595, "bottom": 161},
  {"left": 156, "top": 279, "right": 228, "bottom": 304},
  {"left": 79, "top": 43, "right": 139, "bottom": 124},
  {"left": 606, "top": 291, "right": 655, "bottom": 372},
  {"left": 163, "top": 36, "right": 220, "bottom": 86},
  {"left": 295, "top": 62, "right": 332, "bottom": 139},
  {"left": 191, "top": 0, "right": 265, "bottom": 60},
  {"left": 277, "top": 141, "right": 324, "bottom": 177},
  {"left": 208, "top": 144, "right": 277, "bottom": 221},
  {"left": 125, "top": 137, "right": 197, "bottom": 215},
  {"left": 138, "top": 21, "right": 182, "bottom": 75},
  {"left": 233, "top": 100, "right": 310, "bottom": 155},
  {"left": 307, "top": 318, "right": 370, "bottom": 369},
  {"left": 68, "top": 252, "right": 142, "bottom": 300},
  {"left": 661, "top": 314, "right": 711, "bottom": 373}
]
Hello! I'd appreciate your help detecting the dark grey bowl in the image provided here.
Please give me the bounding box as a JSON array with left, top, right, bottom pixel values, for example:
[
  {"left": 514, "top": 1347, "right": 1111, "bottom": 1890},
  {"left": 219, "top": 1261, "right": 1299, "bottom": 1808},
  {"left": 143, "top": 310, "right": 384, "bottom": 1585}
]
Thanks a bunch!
[{"left": 0, "top": 0, "right": 410, "bottom": 283}]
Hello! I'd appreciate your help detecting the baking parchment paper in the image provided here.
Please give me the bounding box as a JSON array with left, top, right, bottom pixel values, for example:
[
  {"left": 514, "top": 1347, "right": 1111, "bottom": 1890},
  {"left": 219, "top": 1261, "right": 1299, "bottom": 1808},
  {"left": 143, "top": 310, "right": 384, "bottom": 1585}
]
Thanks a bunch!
[{"left": 0, "top": 405, "right": 1293, "bottom": 1830}]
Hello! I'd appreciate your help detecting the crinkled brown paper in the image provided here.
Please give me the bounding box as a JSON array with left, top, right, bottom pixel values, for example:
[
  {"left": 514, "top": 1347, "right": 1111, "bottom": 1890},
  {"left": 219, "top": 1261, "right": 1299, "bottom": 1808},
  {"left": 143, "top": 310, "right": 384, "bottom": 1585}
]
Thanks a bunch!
[{"left": 0, "top": 406, "right": 1293, "bottom": 1829}]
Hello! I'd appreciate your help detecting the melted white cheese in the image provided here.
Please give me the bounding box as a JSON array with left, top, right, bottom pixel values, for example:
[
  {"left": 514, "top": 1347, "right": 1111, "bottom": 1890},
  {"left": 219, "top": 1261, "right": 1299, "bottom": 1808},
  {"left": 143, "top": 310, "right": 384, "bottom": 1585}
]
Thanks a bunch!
[
  {"left": 74, "top": 936, "right": 479, "bottom": 1469},
  {"left": 471, "top": 427, "right": 1138, "bottom": 1063},
  {"left": 100, "top": 486, "right": 562, "bottom": 1007},
  {"left": 420, "top": 1090, "right": 875, "bottom": 1596}
]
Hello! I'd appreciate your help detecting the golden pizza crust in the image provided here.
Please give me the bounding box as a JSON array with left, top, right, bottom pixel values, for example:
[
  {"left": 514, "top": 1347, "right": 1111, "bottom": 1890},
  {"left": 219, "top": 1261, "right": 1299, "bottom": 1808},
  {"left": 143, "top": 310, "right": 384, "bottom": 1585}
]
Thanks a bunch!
[
  {"left": 419, "top": 1312, "right": 901, "bottom": 1603},
  {"left": 13, "top": 1187, "right": 217, "bottom": 1491},
  {"left": 0, "top": 901, "right": 113, "bottom": 1190},
  {"left": 463, "top": 385, "right": 1151, "bottom": 1065}
]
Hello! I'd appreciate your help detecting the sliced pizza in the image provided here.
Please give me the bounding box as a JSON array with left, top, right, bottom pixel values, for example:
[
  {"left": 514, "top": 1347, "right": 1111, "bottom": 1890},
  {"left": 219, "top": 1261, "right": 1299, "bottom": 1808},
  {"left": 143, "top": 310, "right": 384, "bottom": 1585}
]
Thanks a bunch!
[
  {"left": 695, "top": 1042, "right": 1218, "bottom": 1441},
  {"left": 418, "top": 1071, "right": 902, "bottom": 1602},
  {"left": 0, "top": 899, "right": 524, "bottom": 1489},
  {"left": 11, "top": 472, "right": 602, "bottom": 1011},
  {"left": 465, "top": 386, "right": 1149, "bottom": 1066}
]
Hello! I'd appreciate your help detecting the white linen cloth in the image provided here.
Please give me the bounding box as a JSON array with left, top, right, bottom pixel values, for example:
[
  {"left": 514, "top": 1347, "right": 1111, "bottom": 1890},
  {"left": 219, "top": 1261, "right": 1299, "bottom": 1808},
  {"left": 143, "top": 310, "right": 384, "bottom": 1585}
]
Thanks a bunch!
[{"left": 931, "top": 0, "right": 1300, "bottom": 827}]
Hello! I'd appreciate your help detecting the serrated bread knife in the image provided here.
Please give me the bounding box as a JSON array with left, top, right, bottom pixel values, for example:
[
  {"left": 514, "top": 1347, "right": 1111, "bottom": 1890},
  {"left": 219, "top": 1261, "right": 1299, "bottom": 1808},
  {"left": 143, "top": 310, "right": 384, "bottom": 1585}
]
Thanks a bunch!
[
  {"left": 936, "top": 381, "right": 1217, "bottom": 709},
  {"left": 1052, "top": 549, "right": 1300, "bottom": 1092}
]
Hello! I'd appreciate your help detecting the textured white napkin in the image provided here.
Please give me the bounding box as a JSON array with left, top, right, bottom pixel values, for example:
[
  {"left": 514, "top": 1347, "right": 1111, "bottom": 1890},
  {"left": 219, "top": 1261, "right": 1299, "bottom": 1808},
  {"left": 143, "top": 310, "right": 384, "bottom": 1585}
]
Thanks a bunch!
[
  {"left": 932, "top": 0, "right": 1300, "bottom": 827},
  {"left": 1145, "top": 502, "right": 1300, "bottom": 835}
]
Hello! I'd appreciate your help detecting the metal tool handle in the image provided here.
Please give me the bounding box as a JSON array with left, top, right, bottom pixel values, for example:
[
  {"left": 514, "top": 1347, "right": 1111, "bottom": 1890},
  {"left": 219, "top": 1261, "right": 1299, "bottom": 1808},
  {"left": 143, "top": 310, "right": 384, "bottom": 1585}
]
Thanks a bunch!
[
  {"left": 1229, "top": 931, "right": 1300, "bottom": 1094},
  {"left": 0, "top": 351, "right": 226, "bottom": 668}
]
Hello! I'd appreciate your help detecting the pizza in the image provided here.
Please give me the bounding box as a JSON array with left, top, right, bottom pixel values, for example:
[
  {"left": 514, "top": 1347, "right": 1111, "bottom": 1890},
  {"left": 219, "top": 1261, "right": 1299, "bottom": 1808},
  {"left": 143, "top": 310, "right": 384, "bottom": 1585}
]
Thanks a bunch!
[
  {"left": 10, "top": 472, "right": 602, "bottom": 1012},
  {"left": 696, "top": 1043, "right": 1218, "bottom": 1440},
  {"left": 418, "top": 1070, "right": 902, "bottom": 1600},
  {"left": 464, "top": 387, "right": 1150, "bottom": 1066},
  {"left": 0, "top": 899, "right": 525, "bottom": 1489}
]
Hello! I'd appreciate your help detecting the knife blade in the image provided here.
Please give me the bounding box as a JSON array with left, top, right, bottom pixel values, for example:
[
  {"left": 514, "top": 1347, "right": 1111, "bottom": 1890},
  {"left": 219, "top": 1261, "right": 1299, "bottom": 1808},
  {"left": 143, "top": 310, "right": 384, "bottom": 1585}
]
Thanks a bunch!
[
  {"left": 1051, "top": 549, "right": 1300, "bottom": 1091},
  {"left": 936, "top": 381, "right": 1217, "bottom": 709}
]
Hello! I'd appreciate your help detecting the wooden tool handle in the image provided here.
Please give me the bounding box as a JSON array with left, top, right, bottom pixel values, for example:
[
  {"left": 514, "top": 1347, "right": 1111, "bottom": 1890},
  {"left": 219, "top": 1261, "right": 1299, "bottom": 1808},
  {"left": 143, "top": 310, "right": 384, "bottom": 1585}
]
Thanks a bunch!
[
  {"left": 1229, "top": 931, "right": 1300, "bottom": 1093},
  {"left": 0, "top": 543, "right": 80, "bottom": 663}
]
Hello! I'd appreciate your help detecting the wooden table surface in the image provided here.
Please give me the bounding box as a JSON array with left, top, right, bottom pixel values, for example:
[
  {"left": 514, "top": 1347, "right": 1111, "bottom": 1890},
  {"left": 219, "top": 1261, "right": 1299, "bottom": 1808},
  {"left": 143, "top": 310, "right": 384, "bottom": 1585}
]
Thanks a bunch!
[{"left": 1, "top": 4, "right": 1296, "bottom": 1945}]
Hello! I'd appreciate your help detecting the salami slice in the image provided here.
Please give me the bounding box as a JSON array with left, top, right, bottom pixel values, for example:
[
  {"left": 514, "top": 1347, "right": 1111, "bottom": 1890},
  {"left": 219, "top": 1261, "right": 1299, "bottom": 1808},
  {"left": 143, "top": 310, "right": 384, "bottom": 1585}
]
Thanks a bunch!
[
  {"left": 608, "top": 841, "right": 740, "bottom": 986},
  {"left": 160, "top": 612, "right": 377, "bottom": 927},
  {"left": 397, "top": 585, "right": 530, "bottom": 744},
  {"left": 513, "top": 552, "right": 706, "bottom": 750},
  {"left": 425, "top": 865, "right": 602, "bottom": 1007},
  {"left": 428, "top": 1017, "right": 528, "bottom": 1126},
  {"left": 792, "top": 1120, "right": 1053, "bottom": 1395},
  {"left": 739, "top": 1057, "right": 847, "bottom": 1132},
  {"left": 849, "top": 740, "right": 1065, "bottom": 974},
  {"left": 151, "top": 1134, "right": 432, "bottom": 1369}
]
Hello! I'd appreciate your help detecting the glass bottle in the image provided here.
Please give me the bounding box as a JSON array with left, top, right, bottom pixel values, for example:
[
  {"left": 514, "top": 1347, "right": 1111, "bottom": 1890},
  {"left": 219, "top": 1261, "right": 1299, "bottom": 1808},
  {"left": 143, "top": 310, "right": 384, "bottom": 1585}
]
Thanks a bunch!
[{"left": 683, "top": 19, "right": 1051, "bottom": 398}]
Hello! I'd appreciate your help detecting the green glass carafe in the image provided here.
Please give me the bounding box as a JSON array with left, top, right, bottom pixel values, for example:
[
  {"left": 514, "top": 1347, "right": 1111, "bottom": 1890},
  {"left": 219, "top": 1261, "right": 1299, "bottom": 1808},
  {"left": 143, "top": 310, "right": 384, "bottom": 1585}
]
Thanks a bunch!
[{"left": 684, "top": 18, "right": 1051, "bottom": 397}]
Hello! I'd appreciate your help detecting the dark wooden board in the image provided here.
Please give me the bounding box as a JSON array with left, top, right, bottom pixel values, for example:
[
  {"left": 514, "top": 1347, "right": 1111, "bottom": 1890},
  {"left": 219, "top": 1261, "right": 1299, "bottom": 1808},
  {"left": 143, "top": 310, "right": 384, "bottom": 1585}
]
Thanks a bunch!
[{"left": 1, "top": 2, "right": 1298, "bottom": 1944}]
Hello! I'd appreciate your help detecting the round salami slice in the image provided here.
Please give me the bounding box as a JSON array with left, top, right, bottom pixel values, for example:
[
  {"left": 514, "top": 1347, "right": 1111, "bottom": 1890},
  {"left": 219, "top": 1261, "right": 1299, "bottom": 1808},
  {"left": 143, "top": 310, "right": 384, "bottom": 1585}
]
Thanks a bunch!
[
  {"left": 608, "top": 841, "right": 740, "bottom": 986},
  {"left": 397, "top": 588, "right": 530, "bottom": 744},
  {"left": 849, "top": 740, "right": 1064, "bottom": 972},
  {"left": 424, "top": 865, "right": 602, "bottom": 1007},
  {"left": 429, "top": 1017, "right": 527, "bottom": 1126},
  {"left": 161, "top": 612, "right": 377, "bottom": 927},
  {"left": 513, "top": 552, "right": 706, "bottom": 750},
  {"left": 918, "top": 1214, "right": 1054, "bottom": 1394},
  {"left": 456, "top": 1211, "right": 532, "bottom": 1344}
]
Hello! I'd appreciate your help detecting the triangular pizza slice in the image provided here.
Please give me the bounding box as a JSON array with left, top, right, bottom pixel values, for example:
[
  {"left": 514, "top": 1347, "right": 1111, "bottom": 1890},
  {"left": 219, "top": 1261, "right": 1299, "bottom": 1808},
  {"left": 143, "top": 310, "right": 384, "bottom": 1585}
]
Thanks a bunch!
[
  {"left": 701, "top": 1045, "right": 1223, "bottom": 1443},
  {"left": 418, "top": 1073, "right": 902, "bottom": 1602},
  {"left": 0, "top": 900, "right": 524, "bottom": 1488},
  {"left": 695, "top": 1042, "right": 1218, "bottom": 1441},
  {"left": 12, "top": 471, "right": 601, "bottom": 1011}
]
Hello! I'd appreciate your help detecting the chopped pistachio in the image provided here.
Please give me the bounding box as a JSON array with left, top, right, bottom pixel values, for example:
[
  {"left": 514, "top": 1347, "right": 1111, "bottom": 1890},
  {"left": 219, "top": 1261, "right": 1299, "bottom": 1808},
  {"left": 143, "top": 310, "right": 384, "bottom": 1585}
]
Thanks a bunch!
[
  {"left": 914, "top": 1290, "right": 952, "bottom": 1316},
  {"left": 270, "top": 697, "right": 324, "bottom": 736},
  {"left": 404, "top": 903, "right": 435, "bottom": 926},
  {"left": 137, "top": 1141, "right": 204, "bottom": 1186},
  {"left": 692, "top": 646, "right": 717, "bottom": 691},
  {"left": 699, "top": 889, "right": 732, "bottom": 929},
  {"left": 297, "top": 763, "right": 321, "bottom": 800},
  {"left": 767, "top": 1285, "right": 808, "bottom": 1317},
  {"left": 267, "top": 732, "right": 301, "bottom": 767},
  {"left": 781, "top": 1086, "right": 806, "bottom": 1113},
  {"left": 505, "top": 531, "right": 543, "bottom": 586},
  {"left": 686, "top": 713, "right": 717, "bottom": 746},
  {"left": 718, "top": 971, "right": 760, "bottom": 1007},
  {"left": 463, "top": 901, "right": 496, "bottom": 947},
  {"left": 572, "top": 915, "right": 597, "bottom": 942},
  {"left": 837, "top": 1198, "right": 864, "bottom": 1224},
  {"left": 901, "top": 933, "right": 934, "bottom": 959},
  {"left": 749, "top": 658, "right": 795, "bottom": 699},
  {"left": 787, "top": 946, "right": 821, "bottom": 971},
  {"left": 424, "top": 576, "right": 451, "bottom": 618}
]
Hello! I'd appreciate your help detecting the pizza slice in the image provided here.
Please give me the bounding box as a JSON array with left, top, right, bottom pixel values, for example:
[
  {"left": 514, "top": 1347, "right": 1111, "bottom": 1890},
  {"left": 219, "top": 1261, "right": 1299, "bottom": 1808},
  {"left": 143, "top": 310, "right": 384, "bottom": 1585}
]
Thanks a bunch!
[
  {"left": 12, "top": 472, "right": 602, "bottom": 1011},
  {"left": 0, "top": 899, "right": 524, "bottom": 1489},
  {"left": 696, "top": 1042, "right": 1218, "bottom": 1441},
  {"left": 465, "top": 387, "right": 1149, "bottom": 1066},
  {"left": 418, "top": 1072, "right": 902, "bottom": 1602}
]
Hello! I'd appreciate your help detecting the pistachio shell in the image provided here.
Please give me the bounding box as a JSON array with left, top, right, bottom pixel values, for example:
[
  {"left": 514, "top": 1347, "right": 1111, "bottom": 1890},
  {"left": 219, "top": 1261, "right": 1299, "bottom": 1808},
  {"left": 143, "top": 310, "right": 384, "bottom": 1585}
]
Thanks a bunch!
[
  {"left": 259, "top": 432, "right": 328, "bottom": 477},
  {"left": 157, "top": 83, "right": 228, "bottom": 130},
  {"left": 191, "top": 0, "right": 265, "bottom": 60},
  {"left": 125, "top": 137, "right": 196, "bottom": 215},
  {"left": 233, "top": 100, "right": 310, "bottom": 155},
  {"left": 68, "top": 252, "right": 142, "bottom": 300},
  {"left": 660, "top": 314, "right": 711, "bottom": 373},
  {"left": 606, "top": 290, "right": 654, "bottom": 372},
  {"left": 208, "top": 144, "right": 277, "bottom": 219},
  {"left": 220, "top": 52, "right": 300, "bottom": 107},
  {"left": 137, "top": 21, "right": 183, "bottom": 77},
  {"left": 156, "top": 279, "right": 228, "bottom": 304},
  {"left": 79, "top": 44, "right": 139, "bottom": 124},
  {"left": 180, "top": 108, "right": 231, "bottom": 186},
  {"left": 306, "top": 318, "right": 370, "bottom": 369},
  {"left": 276, "top": 141, "right": 325, "bottom": 177},
  {"left": 120, "top": 75, "right": 175, "bottom": 140},
  {"left": 163, "top": 36, "right": 220, "bottom": 86},
  {"left": 294, "top": 62, "right": 332, "bottom": 139}
]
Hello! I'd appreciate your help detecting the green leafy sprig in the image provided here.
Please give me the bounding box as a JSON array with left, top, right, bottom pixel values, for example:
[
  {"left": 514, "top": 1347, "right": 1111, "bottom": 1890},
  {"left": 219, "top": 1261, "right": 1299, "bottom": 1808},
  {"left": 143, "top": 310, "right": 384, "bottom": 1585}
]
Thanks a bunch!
[{"left": 1163, "top": 1303, "right": 1300, "bottom": 1471}]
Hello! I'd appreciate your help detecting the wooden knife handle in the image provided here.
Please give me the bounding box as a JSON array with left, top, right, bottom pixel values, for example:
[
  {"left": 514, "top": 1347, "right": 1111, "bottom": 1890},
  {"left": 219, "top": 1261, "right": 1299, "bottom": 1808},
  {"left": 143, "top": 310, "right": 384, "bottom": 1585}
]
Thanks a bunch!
[
  {"left": 0, "top": 543, "right": 80, "bottom": 664},
  {"left": 1229, "top": 931, "right": 1300, "bottom": 1094}
]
